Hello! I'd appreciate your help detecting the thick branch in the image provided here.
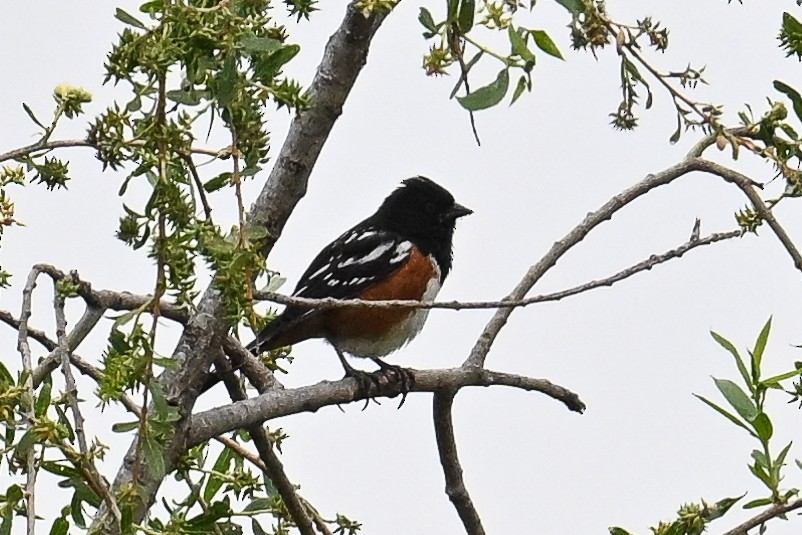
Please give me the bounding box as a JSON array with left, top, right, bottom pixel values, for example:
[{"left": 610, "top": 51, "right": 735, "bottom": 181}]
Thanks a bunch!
[
  {"left": 433, "top": 391, "right": 485, "bottom": 535},
  {"left": 188, "top": 367, "right": 584, "bottom": 446}
]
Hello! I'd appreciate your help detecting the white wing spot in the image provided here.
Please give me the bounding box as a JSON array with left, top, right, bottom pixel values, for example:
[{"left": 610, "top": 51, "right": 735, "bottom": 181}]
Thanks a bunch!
[
  {"left": 327, "top": 279, "right": 340, "bottom": 287},
  {"left": 390, "top": 241, "right": 413, "bottom": 263},
  {"left": 322, "top": 272, "right": 332, "bottom": 281},
  {"left": 357, "top": 230, "right": 377, "bottom": 241},
  {"left": 307, "top": 262, "right": 331, "bottom": 280},
  {"left": 343, "top": 231, "right": 359, "bottom": 244},
  {"left": 338, "top": 241, "right": 393, "bottom": 268}
]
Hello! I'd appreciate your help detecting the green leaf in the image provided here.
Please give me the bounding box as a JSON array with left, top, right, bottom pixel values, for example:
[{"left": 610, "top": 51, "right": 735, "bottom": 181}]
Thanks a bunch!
[
  {"left": 608, "top": 528, "right": 634, "bottom": 535},
  {"left": 35, "top": 375, "right": 52, "bottom": 417},
  {"left": 711, "top": 331, "right": 753, "bottom": 391},
  {"left": 774, "top": 80, "right": 802, "bottom": 124},
  {"left": 22, "top": 103, "right": 46, "bottom": 130},
  {"left": 143, "top": 434, "right": 166, "bottom": 480},
  {"left": 706, "top": 494, "right": 743, "bottom": 520},
  {"left": 48, "top": 516, "right": 69, "bottom": 535},
  {"left": 203, "top": 447, "right": 235, "bottom": 503},
  {"left": 751, "top": 317, "right": 772, "bottom": 382},
  {"left": 0, "top": 362, "right": 12, "bottom": 386},
  {"left": 508, "top": 27, "right": 535, "bottom": 62},
  {"left": 511, "top": 75, "right": 529, "bottom": 105},
  {"left": 760, "top": 367, "right": 802, "bottom": 388},
  {"left": 554, "top": 0, "right": 585, "bottom": 14},
  {"left": 166, "top": 89, "right": 207, "bottom": 106},
  {"left": 457, "top": 68, "right": 509, "bottom": 111},
  {"left": 41, "top": 461, "right": 81, "bottom": 478},
  {"left": 112, "top": 421, "right": 141, "bottom": 433},
  {"left": 252, "top": 519, "right": 268, "bottom": 535},
  {"left": 447, "top": 0, "right": 459, "bottom": 20},
  {"left": 714, "top": 378, "right": 758, "bottom": 422},
  {"left": 253, "top": 45, "right": 301, "bottom": 82},
  {"left": 217, "top": 58, "right": 238, "bottom": 107},
  {"left": 243, "top": 497, "right": 274, "bottom": 513},
  {"left": 204, "top": 172, "right": 233, "bottom": 193},
  {"left": 457, "top": 0, "right": 475, "bottom": 33},
  {"left": 418, "top": 7, "right": 437, "bottom": 32},
  {"left": 743, "top": 497, "right": 774, "bottom": 509},
  {"left": 114, "top": 8, "right": 147, "bottom": 30},
  {"left": 694, "top": 394, "right": 756, "bottom": 437},
  {"left": 531, "top": 30, "right": 564, "bottom": 59},
  {"left": 239, "top": 36, "right": 284, "bottom": 54},
  {"left": 752, "top": 412, "right": 773, "bottom": 441}
]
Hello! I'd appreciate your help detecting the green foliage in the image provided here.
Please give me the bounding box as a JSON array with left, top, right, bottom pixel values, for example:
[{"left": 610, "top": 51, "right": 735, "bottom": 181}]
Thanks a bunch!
[
  {"left": 610, "top": 496, "right": 742, "bottom": 535},
  {"left": 700, "top": 319, "right": 801, "bottom": 504},
  {"left": 419, "top": 0, "right": 565, "bottom": 111},
  {"left": 779, "top": 12, "right": 802, "bottom": 60},
  {"left": 612, "top": 318, "right": 802, "bottom": 534}
]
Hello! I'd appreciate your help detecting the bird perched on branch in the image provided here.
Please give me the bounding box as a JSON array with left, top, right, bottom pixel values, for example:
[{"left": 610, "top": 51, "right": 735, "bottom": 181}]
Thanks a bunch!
[{"left": 248, "top": 176, "right": 471, "bottom": 398}]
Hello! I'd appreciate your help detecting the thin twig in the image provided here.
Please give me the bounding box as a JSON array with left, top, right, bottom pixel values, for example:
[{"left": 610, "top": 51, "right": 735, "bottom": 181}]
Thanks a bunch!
[
  {"left": 253, "top": 227, "right": 743, "bottom": 312},
  {"left": 180, "top": 152, "right": 213, "bottom": 221},
  {"left": 719, "top": 498, "right": 802, "bottom": 535},
  {"left": 0, "top": 137, "right": 225, "bottom": 164},
  {"left": 433, "top": 391, "right": 485, "bottom": 535},
  {"left": 463, "top": 159, "right": 699, "bottom": 369},
  {"left": 691, "top": 158, "right": 802, "bottom": 273}
]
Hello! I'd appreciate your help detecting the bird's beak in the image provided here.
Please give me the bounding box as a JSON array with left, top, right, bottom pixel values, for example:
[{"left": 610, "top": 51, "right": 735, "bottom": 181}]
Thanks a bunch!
[{"left": 446, "top": 203, "right": 473, "bottom": 220}]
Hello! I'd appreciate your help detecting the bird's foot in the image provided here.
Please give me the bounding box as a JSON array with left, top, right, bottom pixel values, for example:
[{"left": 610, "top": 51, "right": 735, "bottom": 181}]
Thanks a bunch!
[{"left": 371, "top": 359, "right": 416, "bottom": 408}]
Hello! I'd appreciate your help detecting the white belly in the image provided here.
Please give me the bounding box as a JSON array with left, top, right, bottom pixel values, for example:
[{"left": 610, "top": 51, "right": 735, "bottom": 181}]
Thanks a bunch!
[{"left": 335, "top": 265, "right": 442, "bottom": 358}]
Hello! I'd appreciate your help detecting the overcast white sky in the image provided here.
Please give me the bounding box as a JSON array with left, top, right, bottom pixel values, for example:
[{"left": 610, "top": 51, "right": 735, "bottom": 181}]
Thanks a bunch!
[{"left": 3, "top": 1, "right": 802, "bottom": 534}]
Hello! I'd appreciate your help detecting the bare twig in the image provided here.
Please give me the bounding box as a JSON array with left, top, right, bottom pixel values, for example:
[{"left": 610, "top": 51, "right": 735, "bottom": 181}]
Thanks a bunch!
[
  {"left": 691, "top": 158, "right": 802, "bottom": 273},
  {"left": 189, "top": 367, "right": 584, "bottom": 446},
  {"left": 180, "top": 152, "right": 213, "bottom": 221},
  {"left": 433, "top": 391, "right": 485, "bottom": 535},
  {"left": 719, "top": 498, "right": 802, "bottom": 535},
  {"left": 464, "top": 159, "right": 699, "bottom": 369},
  {"left": 253, "top": 227, "right": 743, "bottom": 312},
  {"left": 0, "top": 137, "right": 225, "bottom": 164},
  {"left": 52, "top": 288, "right": 123, "bottom": 528}
]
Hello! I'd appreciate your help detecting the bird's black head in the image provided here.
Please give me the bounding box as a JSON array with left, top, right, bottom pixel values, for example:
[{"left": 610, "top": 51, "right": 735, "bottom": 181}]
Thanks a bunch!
[{"left": 370, "top": 176, "right": 471, "bottom": 278}]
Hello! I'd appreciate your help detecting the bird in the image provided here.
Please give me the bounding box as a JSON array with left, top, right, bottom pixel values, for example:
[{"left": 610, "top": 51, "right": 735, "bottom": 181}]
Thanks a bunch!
[{"left": 247, "top": 176, "right": 472, "bottom": 399}]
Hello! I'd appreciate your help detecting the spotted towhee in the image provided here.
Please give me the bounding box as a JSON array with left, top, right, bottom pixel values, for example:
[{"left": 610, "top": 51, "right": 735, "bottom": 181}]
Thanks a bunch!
[{"left": 248, "top": 176, "right": 471, "bottom": 395}]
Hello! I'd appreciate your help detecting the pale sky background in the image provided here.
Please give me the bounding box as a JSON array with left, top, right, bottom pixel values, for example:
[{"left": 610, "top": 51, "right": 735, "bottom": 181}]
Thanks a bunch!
[{"left": 2, "top": 1, "right": 802, "bottom": 534}]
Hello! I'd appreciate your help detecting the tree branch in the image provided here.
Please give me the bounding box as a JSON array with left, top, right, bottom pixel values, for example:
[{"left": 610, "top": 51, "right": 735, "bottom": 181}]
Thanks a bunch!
[
  {"left": 433, "top": 391, "right": 485, "bottom": 535},
  {"left": 463, "top": 158, "right": 700, "bottom": 369},
  {"left": 691, "top": 158, "right": 802, "bottom": 273},
  {"left": 215, "top": 352, "right": 316, "bottom": 535},
  {"left": 188, "top": 367, "right": 584, "bottom": 447},
  {"left": 252, "top": 227, "right": 744, "bottom": 312},
  {"left": 719, "top": 498, "right": 802, "bottom": 535},
  {"left": 0, "top": 137, "right": 224, "bottom": 164}
]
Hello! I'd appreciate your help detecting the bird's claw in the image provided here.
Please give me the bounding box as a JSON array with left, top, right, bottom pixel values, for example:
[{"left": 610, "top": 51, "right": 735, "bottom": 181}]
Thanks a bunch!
[{"left": 344, "top": 365, "right": 416, "bottom": 409}]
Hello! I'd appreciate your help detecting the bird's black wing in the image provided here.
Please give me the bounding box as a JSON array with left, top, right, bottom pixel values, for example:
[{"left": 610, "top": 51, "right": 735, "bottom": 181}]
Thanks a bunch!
[
  {"left": 248, "top": 226, "right": 414, "bottom": 352},
  {"left": 294, "top": 226, "right": 412, "bottom": 300}
]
